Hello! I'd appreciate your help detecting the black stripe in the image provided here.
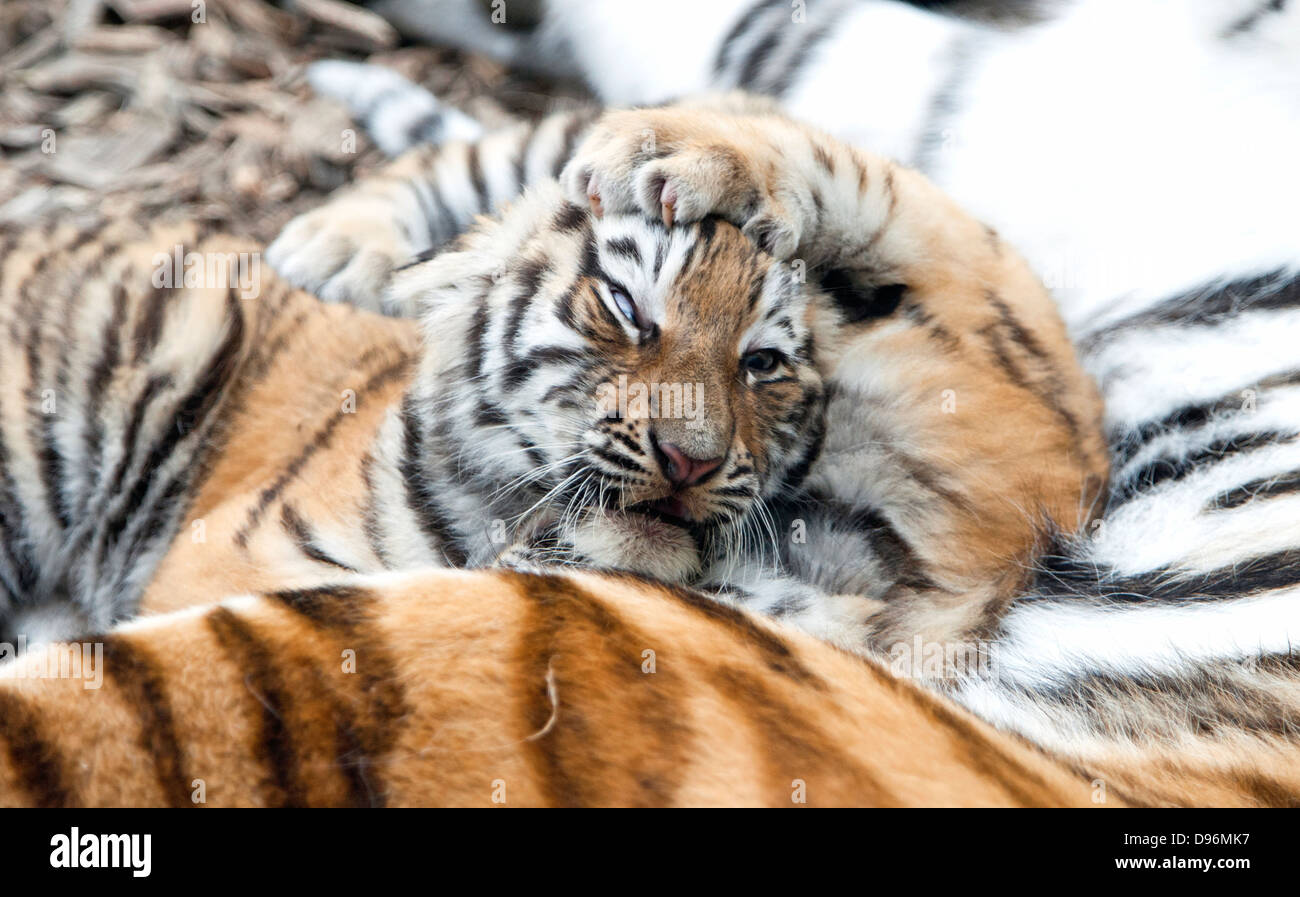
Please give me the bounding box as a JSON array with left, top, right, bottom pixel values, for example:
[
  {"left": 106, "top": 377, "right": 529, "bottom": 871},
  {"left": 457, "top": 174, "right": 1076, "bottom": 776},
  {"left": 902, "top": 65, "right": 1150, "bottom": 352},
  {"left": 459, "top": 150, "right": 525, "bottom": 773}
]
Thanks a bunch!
[
  {"left": 591, "top": 445, "right": 646, "bottom": 474},
  {"left": 766, "top": 16, "right": 836, "bottom": 96},
  {"left": 130, "top": 283, "right": 171, "bottom": 362},
  {"left": 1027, "top": 657, "right": 1300, "bottom": 747},
  {"left": 0, "top": 395, "right": 38, "bottom": 596},
  {"left": 552, "top": 201, "right": 588, "bottom": 234},
  {"left": 794, "top": 490, "right": 937, "bottom": 591},
  {"left": 1114, "top": 430, "right": 1295, "bottom": 504},
  {"left": 911, "top": 32, "right": 979, "bottom": 172},
  {"left": 466, "top": 142, "right": 489, "bottom": 211},
  {"left": 714, "top": 0, "right": 784, "bottom": 76},
  {"left": 101, "top": 291, "right": 245, "bottom": 565},
  {"left": 979, "top": 295, "right": 1086, "bottom": 448},
  {"left": 234, "top": 353, "right": 407, "bottom": 547},
  {"left": 1208, "top": 467, "right": 1300, "bottom": 511},
  {"left": 206, "top": 607, "right": 307, "bottom": 807},
  {"left": 1032, "top": 546, "right": 1300, "bottom": 606},
  {"left": 611, "top": 570, "right": 822, "bottom": 685},
  {"left": 1085, "top": 271, "right": 1300, "bottom": 346},
  {"left": 280, "top": 504, "right": 358, "bottom": 572},
  {"left": 604, "top": 236, "right": 641, "bottom": 265},
  {"left": 736, "top": 11, "right": 787, "bottom": 89},
  {"left": 709, "top": 664, "right": 897, "bottom": 806},
  {"left": 93, "top": 373, "right": 172, "bottom": 569},
  {"left": 512, "top": 119, "right": 537, "bottom": 188},
  {"left": 606, "top": 428, "right": 642, "bottom": 455},
  {"left": 398, "top": 398, "right": 469, "bottom": 566},
  {"left": 0, "top": 690, "right": 73, "bottom": 807},
  {"left": 1109, "top": 369, "right": 1300, "bottom": 465},
  {"left": 503, "top": 260, "right": 549, "bottom": 358},
  {"left": 463, "top": 301, "right": 491, "bottom": 385},
  {"left": 267, "top": 584, "right": 408, "bottom": 808},
  {"left": 99, "top": 636, "right": 193, "bottom": 807},
  {"left": 80, "top": 283, "right": 129, "bottom": 514},
  {"left": 359, "top": 453, "right": 392, "bottom": 568},
  {"left": 503, "top": 570, "right": 691, "bottom": 807},
  {"left": 553, "top": 111, "right": 594, "bottom": 177},
  {"left": 502, "top": 344, "right": 588, "bottom": 390}
]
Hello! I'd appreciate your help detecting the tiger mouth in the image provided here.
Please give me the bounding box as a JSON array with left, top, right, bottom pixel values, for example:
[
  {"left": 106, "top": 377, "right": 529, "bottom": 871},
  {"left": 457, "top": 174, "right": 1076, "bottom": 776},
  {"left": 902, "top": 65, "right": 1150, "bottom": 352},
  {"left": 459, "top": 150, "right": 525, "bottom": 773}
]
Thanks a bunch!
[{"left": 623, "top": 497, "right": 701, "bottom": 530}]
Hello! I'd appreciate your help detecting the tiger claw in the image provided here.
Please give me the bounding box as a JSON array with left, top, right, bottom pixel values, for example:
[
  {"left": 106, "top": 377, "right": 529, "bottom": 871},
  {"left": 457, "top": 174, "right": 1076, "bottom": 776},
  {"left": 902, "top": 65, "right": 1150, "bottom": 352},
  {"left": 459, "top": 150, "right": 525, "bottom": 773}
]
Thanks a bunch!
[{"left": 660, "top": 181, "right": 677, "bottom": 228}]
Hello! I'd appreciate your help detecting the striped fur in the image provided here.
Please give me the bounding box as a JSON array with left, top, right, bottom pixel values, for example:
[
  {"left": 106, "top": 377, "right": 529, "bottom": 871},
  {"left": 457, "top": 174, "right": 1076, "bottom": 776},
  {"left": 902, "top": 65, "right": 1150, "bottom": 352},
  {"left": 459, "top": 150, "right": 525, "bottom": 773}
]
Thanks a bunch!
[
  {"left": 283, "top": 0, "right": 1300, "bottom": 799},
  {"left": 0, "top": 104, "right": 1120, "bottom": 805},
  {"left": 270, "top": 93, "right": 1106, "bottom": 652},
  {"left": 1, "top": 177, "right": 836, "bottom": 636},
  {"left": 0, "top": 567, "right": 1108, "bottom": 807}
]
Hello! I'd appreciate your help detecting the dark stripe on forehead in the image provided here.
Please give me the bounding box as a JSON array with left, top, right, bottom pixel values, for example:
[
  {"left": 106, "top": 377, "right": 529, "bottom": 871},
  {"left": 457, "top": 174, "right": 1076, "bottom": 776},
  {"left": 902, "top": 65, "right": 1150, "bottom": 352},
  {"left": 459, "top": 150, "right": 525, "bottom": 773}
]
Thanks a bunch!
[
  {"left": 552, "top": 201, "right": 589, "bottom": 234},
  {"left": 747, "top": 269, "right": 769, "bottom": 312},
  {"left": 577, "top": 233, "right": 606, "bottom": 281},
  {"left": 604, "top": 236, "right": 641, "bottom": 265}
]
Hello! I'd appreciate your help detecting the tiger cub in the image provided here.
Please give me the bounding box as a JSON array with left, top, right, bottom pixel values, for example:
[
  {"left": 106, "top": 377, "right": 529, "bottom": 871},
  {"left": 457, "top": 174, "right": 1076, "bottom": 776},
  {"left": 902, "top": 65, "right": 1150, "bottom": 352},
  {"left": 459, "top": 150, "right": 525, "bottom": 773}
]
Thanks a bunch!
[
  {"left": 0, "top": 193, "right": 825, "bottom": 645},
  {"left": 268, "top": 94, "right": 1108, "bottom": 654}
]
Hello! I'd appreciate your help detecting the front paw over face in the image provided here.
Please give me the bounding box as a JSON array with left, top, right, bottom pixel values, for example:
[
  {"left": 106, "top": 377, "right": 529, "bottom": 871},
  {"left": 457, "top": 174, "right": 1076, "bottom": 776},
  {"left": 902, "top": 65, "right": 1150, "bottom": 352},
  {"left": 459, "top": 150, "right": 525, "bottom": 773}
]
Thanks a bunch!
[{"left": 560, "top": 109, "right": 803, "bottom": 260}]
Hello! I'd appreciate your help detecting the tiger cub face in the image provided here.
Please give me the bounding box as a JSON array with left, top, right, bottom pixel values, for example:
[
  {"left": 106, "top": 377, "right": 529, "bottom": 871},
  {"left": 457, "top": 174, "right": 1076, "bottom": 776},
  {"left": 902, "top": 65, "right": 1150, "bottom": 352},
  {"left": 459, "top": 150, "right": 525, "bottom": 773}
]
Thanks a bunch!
[{"left": 399, "top": 186, "right": 825, "bottom": 581}]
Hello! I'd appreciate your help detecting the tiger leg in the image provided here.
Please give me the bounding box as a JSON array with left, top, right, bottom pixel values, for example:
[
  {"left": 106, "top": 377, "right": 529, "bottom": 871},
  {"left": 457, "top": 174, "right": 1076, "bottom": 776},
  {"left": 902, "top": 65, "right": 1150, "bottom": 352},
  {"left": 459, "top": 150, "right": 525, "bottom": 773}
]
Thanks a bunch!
[{"left": 267, "top": 100, "right": 597, "bottom": 314}]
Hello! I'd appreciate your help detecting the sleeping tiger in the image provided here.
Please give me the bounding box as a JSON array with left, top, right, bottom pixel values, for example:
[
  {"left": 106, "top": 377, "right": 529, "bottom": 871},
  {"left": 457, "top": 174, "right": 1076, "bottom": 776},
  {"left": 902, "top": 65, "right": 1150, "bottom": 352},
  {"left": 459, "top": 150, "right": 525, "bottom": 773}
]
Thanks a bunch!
[{"left": 268, "top": 92, "right": 1107, "bottom": 654}]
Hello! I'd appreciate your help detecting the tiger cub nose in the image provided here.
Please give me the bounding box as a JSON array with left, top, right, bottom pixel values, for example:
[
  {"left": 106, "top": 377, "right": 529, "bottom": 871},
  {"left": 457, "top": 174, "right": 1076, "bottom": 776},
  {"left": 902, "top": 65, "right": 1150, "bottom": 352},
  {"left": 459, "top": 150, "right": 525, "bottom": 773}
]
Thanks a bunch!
[{"left": 651, "top": 432, "right": 723, "bottom": 487}]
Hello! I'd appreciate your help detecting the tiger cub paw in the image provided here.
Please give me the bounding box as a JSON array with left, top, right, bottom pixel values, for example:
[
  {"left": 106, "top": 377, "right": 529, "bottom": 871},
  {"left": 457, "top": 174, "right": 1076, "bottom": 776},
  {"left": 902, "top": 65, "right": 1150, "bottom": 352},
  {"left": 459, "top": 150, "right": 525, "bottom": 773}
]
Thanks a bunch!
[
  {"left": 560, "top": 108, "right": 803, "bottom": 259},
  {"left": 267, "top": 195, "right": 415, "bottom": 313}
]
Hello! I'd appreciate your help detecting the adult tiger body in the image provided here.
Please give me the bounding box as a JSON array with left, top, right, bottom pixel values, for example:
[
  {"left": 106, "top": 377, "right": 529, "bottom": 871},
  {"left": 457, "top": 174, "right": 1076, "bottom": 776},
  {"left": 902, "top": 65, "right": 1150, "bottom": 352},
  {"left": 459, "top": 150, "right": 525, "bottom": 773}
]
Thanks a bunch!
[{"left": 1, "top": 566, "right": 1108, "bottom": 808}]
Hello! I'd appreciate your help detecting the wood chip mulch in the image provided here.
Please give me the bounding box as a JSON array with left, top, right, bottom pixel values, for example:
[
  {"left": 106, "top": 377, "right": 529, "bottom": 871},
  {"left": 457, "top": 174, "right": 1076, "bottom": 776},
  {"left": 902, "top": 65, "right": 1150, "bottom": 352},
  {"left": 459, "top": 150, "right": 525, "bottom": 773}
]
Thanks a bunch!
[{"left": 0, "top": 0, "right": 585, "bottom": 243}]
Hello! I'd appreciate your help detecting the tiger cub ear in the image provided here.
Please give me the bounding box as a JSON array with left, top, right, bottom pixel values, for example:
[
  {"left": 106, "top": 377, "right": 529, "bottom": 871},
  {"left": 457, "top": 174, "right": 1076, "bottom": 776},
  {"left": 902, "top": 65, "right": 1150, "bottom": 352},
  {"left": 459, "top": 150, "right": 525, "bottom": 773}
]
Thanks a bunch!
[{"left": 819, "top": 269, "right": 907, "bottom": 324}]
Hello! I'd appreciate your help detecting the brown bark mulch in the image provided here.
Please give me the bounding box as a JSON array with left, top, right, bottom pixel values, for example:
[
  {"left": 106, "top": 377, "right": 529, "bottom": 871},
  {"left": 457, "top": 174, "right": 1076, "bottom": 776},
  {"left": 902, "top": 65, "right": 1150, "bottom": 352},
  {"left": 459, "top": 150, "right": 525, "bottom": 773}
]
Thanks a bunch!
[{"left": 0, "top": 0, "right": 582, "bottom": 243}]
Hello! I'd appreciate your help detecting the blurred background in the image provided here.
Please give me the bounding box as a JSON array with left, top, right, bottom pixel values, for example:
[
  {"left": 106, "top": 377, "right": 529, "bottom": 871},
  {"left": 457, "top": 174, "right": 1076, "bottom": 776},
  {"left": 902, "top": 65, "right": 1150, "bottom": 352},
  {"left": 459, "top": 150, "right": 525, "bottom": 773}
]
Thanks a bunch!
[{"left": 0, "top": 0, "right": 591, "bottom": 241}]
